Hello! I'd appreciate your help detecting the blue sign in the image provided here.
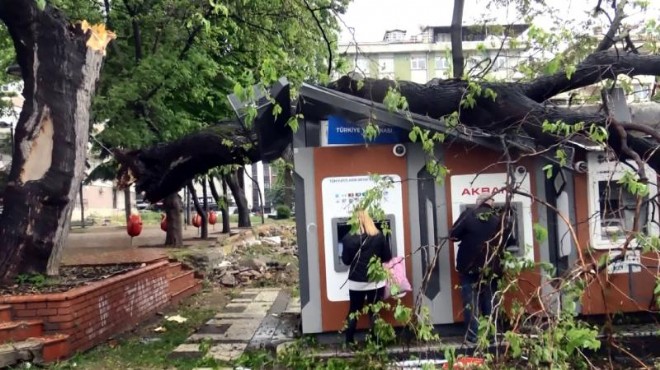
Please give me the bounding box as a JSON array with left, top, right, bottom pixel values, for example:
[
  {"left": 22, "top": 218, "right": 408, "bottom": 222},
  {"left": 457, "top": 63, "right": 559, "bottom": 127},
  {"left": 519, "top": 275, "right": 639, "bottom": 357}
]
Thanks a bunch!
[{"left": 326, "top": 115, "right": 408, "bottom": 145}]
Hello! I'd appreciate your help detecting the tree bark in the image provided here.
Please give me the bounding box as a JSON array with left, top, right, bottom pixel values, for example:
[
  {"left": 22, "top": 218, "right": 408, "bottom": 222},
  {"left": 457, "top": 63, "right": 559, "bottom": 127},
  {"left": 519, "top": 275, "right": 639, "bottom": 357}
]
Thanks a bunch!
[
  {"left": 450, "top": 0, "right": 465, "bottom": 78},
  {"left": 201, "top": 177, "right": 208, "bottom": 238},
  {"left": 79, "top": 185, "right": 85, "bottom": 228},
  {"left": 246, "top": 167, "right": 265, "bottom": 224},
  {"left": 282, "top": 146, "right": 294, "bottom": 208},
  {"left": 163, "top": 192, "right": 183, "bottom": 246},
  {"left": 327, "top": 63, "right": 660, "bottom": 172},
  {"left": 184, "top": 186, "right": 190, "bottom": 225},
  {"left": 123, "top": 186, "right": 131, "bottom": 223},
  {"left": 110, "top": 47, "right": 660, "bottom": 201},
  {"left": 224, "top": 169, "right": 251, "bottom": 228},
  {"left": 187, "top": 181, "right": 208, "bottom": 238},
  {"left": 0, "top": 2, "right": 113, "bottom": 280},
  {"left": 208, "top": 175, "right": 229, "bottom": 233},
  {"left": 115, "top": 122, "right": 261, "bottom": 203},
  {"left": 221, "top": 176, "right": 230, "bottom": 233}
]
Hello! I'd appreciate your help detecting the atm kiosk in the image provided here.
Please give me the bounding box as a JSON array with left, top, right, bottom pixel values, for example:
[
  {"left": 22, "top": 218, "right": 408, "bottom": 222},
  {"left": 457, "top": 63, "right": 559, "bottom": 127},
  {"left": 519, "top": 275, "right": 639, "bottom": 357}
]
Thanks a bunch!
[{"left": 292, "top": 83, "right": 547, "bottom": 334}]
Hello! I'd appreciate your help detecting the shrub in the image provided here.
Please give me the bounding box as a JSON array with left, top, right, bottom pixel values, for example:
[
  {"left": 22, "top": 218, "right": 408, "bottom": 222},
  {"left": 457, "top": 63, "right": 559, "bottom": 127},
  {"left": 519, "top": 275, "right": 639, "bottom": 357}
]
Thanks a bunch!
[{"left": 275, "top": 204, "right": 291, "bottom": 219}]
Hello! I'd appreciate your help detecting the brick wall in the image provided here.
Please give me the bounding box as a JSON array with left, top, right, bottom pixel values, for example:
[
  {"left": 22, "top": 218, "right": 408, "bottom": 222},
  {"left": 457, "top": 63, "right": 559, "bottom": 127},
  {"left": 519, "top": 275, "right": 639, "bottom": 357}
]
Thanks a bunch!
[{"left": 0, "top": 260, "right": 170, "bottom": 353}]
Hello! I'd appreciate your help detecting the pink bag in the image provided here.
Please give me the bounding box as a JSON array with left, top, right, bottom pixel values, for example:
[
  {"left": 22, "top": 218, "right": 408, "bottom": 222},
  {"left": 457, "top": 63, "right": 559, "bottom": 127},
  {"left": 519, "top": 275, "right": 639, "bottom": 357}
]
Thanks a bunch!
[{"left": 383, "top": 256, "right": 412, "bottom": 299}]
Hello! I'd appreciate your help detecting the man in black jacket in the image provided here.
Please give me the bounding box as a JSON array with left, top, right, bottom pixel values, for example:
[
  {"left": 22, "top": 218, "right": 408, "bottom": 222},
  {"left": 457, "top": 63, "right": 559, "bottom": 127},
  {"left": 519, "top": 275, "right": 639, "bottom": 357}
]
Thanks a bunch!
[{"left": 450, "top": 191, "right": 508, "bottom": 343}]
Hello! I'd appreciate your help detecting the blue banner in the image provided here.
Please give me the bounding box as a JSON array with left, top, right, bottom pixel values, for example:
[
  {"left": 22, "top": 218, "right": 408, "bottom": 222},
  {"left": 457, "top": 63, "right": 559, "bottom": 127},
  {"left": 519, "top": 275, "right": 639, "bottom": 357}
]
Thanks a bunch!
[{"left": 326, "top": 115, "right": 408, "bottom": 145}]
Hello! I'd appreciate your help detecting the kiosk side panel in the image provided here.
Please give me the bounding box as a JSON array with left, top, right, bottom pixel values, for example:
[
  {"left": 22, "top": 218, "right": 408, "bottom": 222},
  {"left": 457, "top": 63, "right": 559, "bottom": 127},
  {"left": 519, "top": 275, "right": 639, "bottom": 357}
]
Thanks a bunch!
[{"left": 293, "top": 147, "right": 323, "bottom": 333}]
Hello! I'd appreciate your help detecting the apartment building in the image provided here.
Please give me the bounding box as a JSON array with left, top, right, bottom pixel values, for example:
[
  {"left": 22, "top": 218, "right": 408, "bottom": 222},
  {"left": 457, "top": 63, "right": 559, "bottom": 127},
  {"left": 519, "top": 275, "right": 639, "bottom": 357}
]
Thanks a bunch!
[
  {"left": 340, "top": 24, "right": 657, "bottom": 104},
  {"left": 339, "top": 24, "right": 530, "bottom": 84}
]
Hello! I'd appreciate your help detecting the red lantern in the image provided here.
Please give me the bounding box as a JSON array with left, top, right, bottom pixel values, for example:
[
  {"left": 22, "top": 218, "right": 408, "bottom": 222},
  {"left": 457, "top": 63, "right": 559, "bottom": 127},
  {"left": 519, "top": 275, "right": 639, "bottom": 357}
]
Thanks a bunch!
[
  {"left": 127, "top": 213, "right": 143, "bottom": 237},
  {"left": 208, "top": 211, "right": 217, "bottom": 225},
  {"left": 192, "top": 214, "right": 202, "bottom": 228},
  {"left": 160, "top": 214, "right": 167, "bottom": 232}
]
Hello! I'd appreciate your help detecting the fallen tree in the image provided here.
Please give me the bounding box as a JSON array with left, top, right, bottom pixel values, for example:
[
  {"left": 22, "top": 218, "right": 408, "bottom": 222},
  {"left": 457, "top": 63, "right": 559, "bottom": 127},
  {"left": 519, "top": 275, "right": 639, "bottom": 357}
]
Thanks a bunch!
[
  {"left": 114, "top": 52, "right": 660, "bottom": 202},
  {"left": 328, "top": 50, "right": 660, "bottom": 172},
  {"left": 115, "top": 78, "right": 292, "bottom": 203}
]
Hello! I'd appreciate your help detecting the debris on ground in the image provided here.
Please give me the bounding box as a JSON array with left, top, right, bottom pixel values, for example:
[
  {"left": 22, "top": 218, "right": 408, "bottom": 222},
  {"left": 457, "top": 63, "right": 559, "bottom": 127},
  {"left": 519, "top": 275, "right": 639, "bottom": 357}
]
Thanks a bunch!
[
  {"left": 165, "top": 315, "right": 188, "bottom": 323},
  {"left": 209, "top": 223, "right": 298, "bottom": 288}
]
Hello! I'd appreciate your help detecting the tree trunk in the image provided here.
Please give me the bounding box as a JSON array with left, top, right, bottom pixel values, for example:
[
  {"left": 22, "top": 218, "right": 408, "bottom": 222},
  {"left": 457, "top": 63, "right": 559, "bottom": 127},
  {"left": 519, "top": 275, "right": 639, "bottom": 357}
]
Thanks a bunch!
[
  {"left": 208, "top": 175, "right": 229, "bottom": 233},
  {"left": 163, "top": 192, "right": 183, "bottom": 246},
  {"left": 247, "top": 168, "right": 266, "bottom": 224},
  {"left": 200, "top": 177, "right": 208, "bottom": 238},
  {"left": 328, "top": 63, "right": 660, "bottom": 172},
  {"left": 124, "top": 186, "right": 131, "bottom": 223},
  {"left": 115, "top": 78, "right": 292, "bottom": 203},
  {"left": 282, "top": 146, "right": 294, "bottom": 208},
  {"left": 221, "top": 177, "right": 230, "bottom": 233},
  {"left": 224, "top": 169, "right": 250, "bottom": 228},
  {"left": 187, "top": 181, "right": 207, "bottom": 237},
  {"left": 0, "top": 2, "right": 114, "bottom": 280},
  {"left": 184, "top": 185, "right": 190, "bottom": 225},
  {"left": 450, "top": 0, "right": 465, "bottom": 78},
  {"left": 79, "top": 185, "right": 85, "bottom": 229}
]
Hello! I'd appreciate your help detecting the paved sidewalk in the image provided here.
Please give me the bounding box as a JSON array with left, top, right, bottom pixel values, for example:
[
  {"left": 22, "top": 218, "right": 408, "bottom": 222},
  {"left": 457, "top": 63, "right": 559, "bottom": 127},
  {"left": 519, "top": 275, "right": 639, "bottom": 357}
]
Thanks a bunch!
[{"left": 170, "top": 288, "right": 299, "bottom": 363}]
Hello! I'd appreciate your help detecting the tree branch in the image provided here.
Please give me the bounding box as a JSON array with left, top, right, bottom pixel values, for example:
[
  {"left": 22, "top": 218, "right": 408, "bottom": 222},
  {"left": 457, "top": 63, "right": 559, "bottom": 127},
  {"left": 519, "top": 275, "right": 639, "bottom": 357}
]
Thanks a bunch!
[
  {"left": 595, "top": 0, "right": 627, "bottom": 52},
  {"left": 450, "top": 0, "right": 465, "bottom": 78},
  {"left": 115, "top": 122, "right": 261, "bottom": 202},
  {"left": 302, "top": 0, "right": 333, "bottom": 76},
  {"left": 523, "top": 51, "right": 660, "bottom": 102}
]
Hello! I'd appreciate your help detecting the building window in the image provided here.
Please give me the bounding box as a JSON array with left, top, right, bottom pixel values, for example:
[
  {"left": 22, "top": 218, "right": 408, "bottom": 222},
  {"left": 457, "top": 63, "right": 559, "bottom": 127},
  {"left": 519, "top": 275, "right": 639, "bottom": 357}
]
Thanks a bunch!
[
  {"left": 379, "top": 56, "right": 394, "bottom": 79},
  {"left": 490, "top": 56, "right": 507, "bottom": 71},
  {"left": 384, "top": 31, "right": 405, "bottom": 42},
  {"left": 435, "top": 57, "right": 449, "bottom": 70},
  {"left": 410, "top": 56, "right": 427, "bottom": 70},
  {"left": 434, "top": 32, "right": 451, "bottom": 43},
  {"left": 356, "top": 57, "right": 370, "bottom": 76}
]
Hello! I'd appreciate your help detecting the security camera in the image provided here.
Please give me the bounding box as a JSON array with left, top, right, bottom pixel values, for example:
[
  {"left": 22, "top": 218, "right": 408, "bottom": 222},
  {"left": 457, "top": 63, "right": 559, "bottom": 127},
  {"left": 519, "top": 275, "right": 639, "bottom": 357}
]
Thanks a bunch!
[
  {"left": 574, "top": 161, "right": 588, "bottom": 173},
  {"left": 393, "top": 144, "right": 407, "bottom": 157},
  {"left": 515, "top": 166, "right": 527, "bottom": 175}
]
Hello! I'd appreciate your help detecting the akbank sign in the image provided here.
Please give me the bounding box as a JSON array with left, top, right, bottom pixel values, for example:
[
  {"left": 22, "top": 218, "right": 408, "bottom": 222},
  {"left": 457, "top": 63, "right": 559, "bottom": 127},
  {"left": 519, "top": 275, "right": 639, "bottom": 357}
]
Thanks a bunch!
[{"left": 326, "top": 115, "right": 409, "bottom": 145}]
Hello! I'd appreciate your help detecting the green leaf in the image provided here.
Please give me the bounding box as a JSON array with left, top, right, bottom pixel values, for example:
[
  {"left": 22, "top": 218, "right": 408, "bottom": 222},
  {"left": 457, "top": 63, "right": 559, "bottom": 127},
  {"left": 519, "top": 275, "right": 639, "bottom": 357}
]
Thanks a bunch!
[
  {"left": 533, "top": 223, "right": 548, "bottom": 243},
  {"left": 542, "top": 164, "right": 553, "bottom": 179},
  {"left": 408, "top": 129, "right": 418, "bottom": 142},
  {"left": 545, "top": 57, "right": 561, "bottom": 74}
]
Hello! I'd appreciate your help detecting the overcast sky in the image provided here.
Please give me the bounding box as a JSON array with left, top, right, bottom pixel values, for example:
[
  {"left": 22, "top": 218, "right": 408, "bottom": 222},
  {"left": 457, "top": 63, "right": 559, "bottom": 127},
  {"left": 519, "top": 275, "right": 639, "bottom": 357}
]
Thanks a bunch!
[{"left": 338, "top": 0, "right": 660, "bottom": 43}]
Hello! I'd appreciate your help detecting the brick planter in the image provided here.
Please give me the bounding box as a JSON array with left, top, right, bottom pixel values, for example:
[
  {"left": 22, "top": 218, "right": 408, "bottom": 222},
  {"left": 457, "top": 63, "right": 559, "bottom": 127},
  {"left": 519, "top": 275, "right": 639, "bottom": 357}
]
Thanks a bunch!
[{"left": 0, "top": 260, "right": 171, "bottom": 354}]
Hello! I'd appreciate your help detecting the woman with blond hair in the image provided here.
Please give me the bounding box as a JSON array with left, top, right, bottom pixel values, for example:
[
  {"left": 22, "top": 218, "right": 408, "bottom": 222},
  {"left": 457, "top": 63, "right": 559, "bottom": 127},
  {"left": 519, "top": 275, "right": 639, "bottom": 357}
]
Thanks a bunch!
[{"left": 340, "top": 209, "right": 393, "bottom": 345}]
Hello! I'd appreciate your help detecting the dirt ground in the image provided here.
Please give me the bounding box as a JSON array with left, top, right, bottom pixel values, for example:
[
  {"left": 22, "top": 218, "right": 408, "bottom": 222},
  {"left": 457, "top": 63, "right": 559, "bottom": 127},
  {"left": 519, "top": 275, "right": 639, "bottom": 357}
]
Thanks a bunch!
[{"left": 66, "top": 225, "right": 216, "bottom": 249}]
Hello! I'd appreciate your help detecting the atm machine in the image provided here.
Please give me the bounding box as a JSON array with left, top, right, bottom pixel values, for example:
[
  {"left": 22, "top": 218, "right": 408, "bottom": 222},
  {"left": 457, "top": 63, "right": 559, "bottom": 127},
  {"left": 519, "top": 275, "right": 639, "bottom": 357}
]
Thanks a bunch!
[
  {"left": 293, "top": 113, "right": 415, "bottom": 334},
  {"left": 449, "top": 172, "right": 535, "bottom": 266},
  {"left": 321, "top": 175, "right": 406, "bottom": 302}
]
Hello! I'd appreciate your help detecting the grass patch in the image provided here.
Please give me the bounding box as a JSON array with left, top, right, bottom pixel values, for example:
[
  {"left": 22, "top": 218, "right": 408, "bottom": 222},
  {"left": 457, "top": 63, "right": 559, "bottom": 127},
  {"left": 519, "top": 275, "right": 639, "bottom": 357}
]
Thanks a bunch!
[{"left": 46, "top": 295, "right": 220, "bottom": 370}]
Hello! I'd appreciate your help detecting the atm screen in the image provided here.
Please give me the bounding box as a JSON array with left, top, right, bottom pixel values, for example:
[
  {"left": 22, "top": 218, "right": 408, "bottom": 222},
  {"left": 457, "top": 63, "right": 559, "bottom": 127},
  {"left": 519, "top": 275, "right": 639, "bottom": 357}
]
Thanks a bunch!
[{"left": 331, "top": 216, "right": 396, "bottom": 272}]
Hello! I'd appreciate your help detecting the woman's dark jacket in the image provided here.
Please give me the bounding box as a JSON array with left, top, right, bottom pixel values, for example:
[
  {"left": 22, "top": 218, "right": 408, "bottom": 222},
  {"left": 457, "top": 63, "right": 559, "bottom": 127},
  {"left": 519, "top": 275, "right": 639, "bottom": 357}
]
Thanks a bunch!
[{"left": 341, "top": 232, "right": 393, "bottom": 283}]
